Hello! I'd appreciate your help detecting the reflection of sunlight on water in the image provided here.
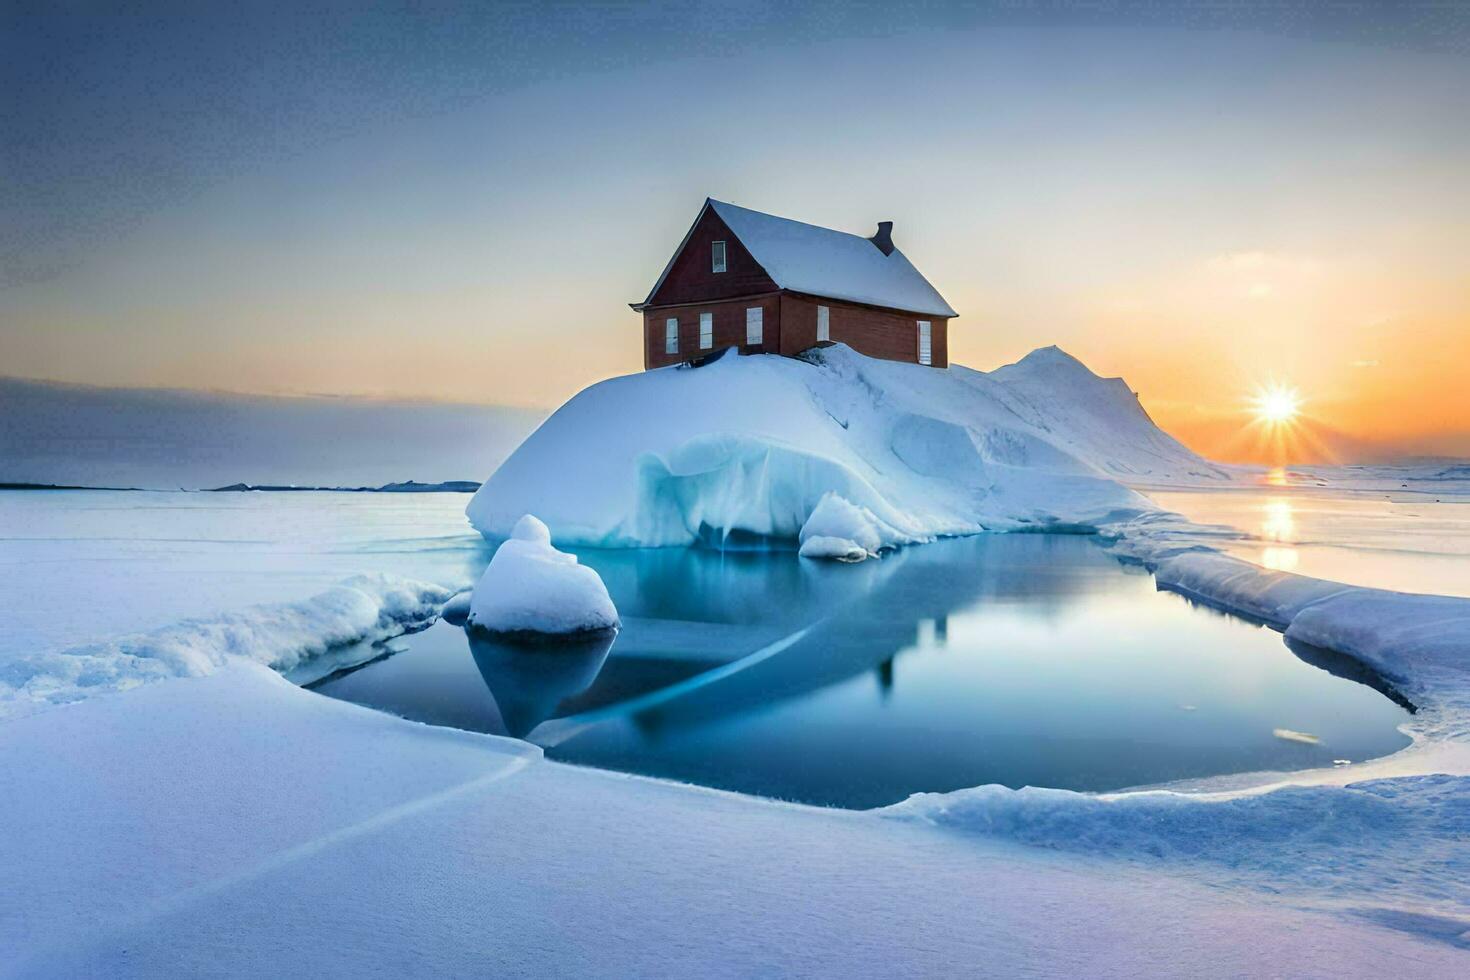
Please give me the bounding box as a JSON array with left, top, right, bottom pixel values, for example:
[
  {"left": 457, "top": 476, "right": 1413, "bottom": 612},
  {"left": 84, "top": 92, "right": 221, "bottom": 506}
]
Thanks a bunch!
[
  {"left": 1265, "top": 466, "right": 1289, "bottom": 487},
  {"left": 1260, "top": 498, "right": 1298, "bottom": 570},
  {"left": 1262, "top": 498, "right": 1296, "bottom": 541},
  {"left": 1262, "top": 547, "right": 1299, "bottom": 571}
]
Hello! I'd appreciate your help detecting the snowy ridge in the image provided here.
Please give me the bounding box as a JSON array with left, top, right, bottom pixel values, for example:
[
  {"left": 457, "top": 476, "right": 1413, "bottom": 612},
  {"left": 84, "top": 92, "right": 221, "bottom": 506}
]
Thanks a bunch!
[
  {"left": 0, "top": 574, "right": 452, "bottom": 717},
  {"left": 466, "top": 344, "right": 1217, "bottom": 550},
  {"left": 984, "top": 346, "right": 1234, "bottom": 484},
  {"left": 884, "top": 775, "right": 1470, "bottom": 913}
]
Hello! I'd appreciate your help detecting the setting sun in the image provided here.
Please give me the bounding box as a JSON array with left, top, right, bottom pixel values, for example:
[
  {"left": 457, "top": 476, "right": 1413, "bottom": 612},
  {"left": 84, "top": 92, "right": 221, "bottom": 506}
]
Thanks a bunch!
[{"left": 1253, "top": 385, "right": 1301, "bottom": 424}]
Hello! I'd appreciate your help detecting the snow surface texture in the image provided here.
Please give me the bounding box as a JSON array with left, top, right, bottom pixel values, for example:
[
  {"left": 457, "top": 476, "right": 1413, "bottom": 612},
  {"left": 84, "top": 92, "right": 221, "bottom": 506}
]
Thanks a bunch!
[
  {"left": 0, "top": 574, "right": 451, "bottom": 718},
  {"left": 467, "top": 344, "right": 1222, "bottom": 555},
  {"left": 467, "top": 515, "right": 619, "bottom": 635},
  {"left": 6, "top": 664, "right": 1467, "bottom": 977},
  {"left": 884, "top": 774, "right": 1470, "bottom": 915}
]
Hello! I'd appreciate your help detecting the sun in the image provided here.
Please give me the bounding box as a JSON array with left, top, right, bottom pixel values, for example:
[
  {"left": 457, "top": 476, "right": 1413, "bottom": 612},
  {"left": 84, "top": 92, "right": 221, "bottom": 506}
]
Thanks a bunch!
[{"left": 1252, "top": 385, "right": 1301, "bottom": 424}]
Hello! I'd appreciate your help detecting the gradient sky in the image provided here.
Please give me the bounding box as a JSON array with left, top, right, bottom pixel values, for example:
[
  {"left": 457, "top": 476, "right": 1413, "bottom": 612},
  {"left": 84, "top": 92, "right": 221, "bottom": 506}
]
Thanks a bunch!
[{"left": 4, "top": 1, "right": 1468, "bottom": 463}]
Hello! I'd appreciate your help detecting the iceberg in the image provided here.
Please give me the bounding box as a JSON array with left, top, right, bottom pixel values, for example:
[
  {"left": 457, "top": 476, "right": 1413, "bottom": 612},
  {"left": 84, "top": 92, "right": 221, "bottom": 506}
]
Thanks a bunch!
[
  {"left": 466, "top": 345, "right": 1215, "bottom": 552},
  {"left": 467, "top": 515, "right": 619, "bottom": 635}
]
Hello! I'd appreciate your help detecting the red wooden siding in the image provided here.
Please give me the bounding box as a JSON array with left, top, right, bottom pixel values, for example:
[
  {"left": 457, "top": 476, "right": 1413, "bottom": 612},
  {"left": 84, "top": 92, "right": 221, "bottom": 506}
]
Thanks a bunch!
[
  {"left": 646, "top": 208, "right": 779, "bottom": 308},
  {"left": 779, "top": 293, "right": 949, "bottom": 368},
  {"left": 637, "top": 203, "right": 951, "bottom": 370},
  {"left": 643, "top": 294, "right": 782, "bottom": 370},
  {"left": 644, "top": 292, "right": 947, "bottom": 370}
]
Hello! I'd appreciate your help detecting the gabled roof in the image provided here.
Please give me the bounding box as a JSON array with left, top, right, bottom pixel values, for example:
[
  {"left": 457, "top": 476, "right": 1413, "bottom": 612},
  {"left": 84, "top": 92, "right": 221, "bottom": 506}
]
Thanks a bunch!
[{"left": 637, "top": 199, "right": 958, "bottom": 318}]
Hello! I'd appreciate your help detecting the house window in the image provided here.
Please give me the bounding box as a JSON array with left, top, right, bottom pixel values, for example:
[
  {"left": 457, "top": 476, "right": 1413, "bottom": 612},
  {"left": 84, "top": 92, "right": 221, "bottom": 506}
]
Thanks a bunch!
[
  {"left": 699, "top": 312, "right": 713, "bottom": 349},
  {"left": 816, "top": 305, "right": 830, "bottom": 343},
  {"left": 917, "top": 321, "right": 932, "bottom": 366},
  {"left": 746, "top": 306, "right": 763, "bottom": 345},
  {"left": 665, "top": 317, "right": 679, "bottom": 354},
  {"left": 712, "top": 241, "right": 727, "bottom": 274}
]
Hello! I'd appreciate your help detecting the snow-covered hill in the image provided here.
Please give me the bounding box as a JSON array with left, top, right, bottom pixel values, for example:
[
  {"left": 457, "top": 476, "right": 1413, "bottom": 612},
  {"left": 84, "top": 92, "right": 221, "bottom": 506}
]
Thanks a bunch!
[
  {"left": 984, "top": 346, "right": 1234, "bottom": 485},
  {"left": 467, "top": 344, "right": 1226, "bottom": 550}
]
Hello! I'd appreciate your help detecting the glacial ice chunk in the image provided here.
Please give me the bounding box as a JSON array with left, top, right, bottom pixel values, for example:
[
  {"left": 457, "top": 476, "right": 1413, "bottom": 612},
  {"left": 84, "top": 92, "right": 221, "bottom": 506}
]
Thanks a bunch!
[
  {"left": 468, "top": 515, "right": 619, "bottom": 635},
  {"left": 797, "top": 492, "right": 922, "bottom": 561}
]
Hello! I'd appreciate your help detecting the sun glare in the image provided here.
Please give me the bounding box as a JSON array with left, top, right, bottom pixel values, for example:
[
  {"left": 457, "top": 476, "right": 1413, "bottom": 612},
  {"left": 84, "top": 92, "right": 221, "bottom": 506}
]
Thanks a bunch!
[
  {"left": 1229, "top": 381, "right": 1329, "bottom": 467},
  {"left": 1253, "top": 385, "right": 1301, "bottom": 424}
]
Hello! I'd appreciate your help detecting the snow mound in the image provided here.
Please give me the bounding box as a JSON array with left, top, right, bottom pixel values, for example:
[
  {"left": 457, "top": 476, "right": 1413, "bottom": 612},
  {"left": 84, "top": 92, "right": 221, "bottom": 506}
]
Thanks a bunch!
[
  {"left": 884, "top": 775, "right": 1470, "bottom": 909},
  {"left": 0, "top": 574, "right": 452, "bottom": 717},
  {"left": 467, "top": 345, "right": 1212, "bottom": 552},
  {"left": 467, "top": 515, "right": 619, "bottom": 635},
  {"left": 440, "top": 591, "right": 473, "bottom": 626}
]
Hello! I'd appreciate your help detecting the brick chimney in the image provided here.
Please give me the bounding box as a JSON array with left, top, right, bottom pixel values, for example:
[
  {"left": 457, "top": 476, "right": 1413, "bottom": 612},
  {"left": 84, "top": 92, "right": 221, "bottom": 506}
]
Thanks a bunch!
[{"left": 869, "top": 221, "right": 894, "bottom": 256}]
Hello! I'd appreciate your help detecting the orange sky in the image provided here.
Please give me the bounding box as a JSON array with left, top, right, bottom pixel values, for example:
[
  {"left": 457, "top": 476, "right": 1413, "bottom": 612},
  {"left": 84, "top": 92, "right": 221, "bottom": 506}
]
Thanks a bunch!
[{"left": 3, "top": 22, "right": 1467, "bottom": 465}]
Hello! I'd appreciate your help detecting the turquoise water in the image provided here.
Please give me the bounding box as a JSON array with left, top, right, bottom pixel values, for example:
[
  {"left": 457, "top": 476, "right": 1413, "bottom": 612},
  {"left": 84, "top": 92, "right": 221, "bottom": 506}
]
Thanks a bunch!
[{"left": 313, "top": 534, "right": 1413, "bottom": 808}]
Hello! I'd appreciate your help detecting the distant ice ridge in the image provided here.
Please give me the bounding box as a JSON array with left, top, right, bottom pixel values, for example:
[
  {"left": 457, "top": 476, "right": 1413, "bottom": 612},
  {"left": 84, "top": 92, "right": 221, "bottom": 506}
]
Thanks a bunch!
[
  {"left": 467, "top": 344, "right": 1227, "bottom": 554},
  {"left": 467, "top": 515, "right": 619, "bottom": 635},
  {"left": 0, "top": 574, "right": 452, "bottom": 717}
]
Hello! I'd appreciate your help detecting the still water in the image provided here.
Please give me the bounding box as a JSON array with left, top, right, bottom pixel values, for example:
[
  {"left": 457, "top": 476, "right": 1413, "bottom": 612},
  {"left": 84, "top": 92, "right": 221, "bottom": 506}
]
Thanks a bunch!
[{"left": 313, "top": 534, "right": 1412, "bottom": 809}]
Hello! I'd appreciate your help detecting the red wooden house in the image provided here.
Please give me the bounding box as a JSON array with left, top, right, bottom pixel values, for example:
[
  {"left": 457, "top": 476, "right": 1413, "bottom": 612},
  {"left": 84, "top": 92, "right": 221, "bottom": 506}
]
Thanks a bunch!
[{"left": 631, "top": 199, "right": 957, "bottom": 370}]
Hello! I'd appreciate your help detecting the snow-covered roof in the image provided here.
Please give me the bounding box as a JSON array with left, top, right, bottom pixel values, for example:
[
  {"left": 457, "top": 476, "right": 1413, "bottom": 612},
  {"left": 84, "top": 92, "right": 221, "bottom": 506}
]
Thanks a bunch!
[{"left": 642, "top": 199, "right": 958, "bottom": 318}]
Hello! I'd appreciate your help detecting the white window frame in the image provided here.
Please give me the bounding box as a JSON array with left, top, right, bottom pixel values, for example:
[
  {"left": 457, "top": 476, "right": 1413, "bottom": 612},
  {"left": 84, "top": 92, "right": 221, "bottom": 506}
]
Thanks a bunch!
[
  {"left": 917, "top": 320, "right": 932, "bottom": 366},
  {"left": 699, "top": 311, "right": 713, "bottom": 349},
  {"left": 665, "top": 317, "right": 679, "bottom": 354},
  {"left": 816, "top": 305, "right": 830, "bottom": 343},
  {"left": 711, "top": 240, "right": 727, "bottom": 274},
  {"left": 746, "top": 306, "right": 763, "bottom": 346}
]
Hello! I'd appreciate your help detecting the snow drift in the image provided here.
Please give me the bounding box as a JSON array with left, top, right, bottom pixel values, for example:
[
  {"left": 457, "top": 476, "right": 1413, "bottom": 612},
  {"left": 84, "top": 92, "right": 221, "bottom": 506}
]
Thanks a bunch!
[
  {"left": 0, "top": 574, "right": 452, "bottom": 717},
  {"left": 467, "top": 515, "right": 619, "bottom": 635},
  {"left": 467, "top": 345, "right": 1219, "bottom": 552}
]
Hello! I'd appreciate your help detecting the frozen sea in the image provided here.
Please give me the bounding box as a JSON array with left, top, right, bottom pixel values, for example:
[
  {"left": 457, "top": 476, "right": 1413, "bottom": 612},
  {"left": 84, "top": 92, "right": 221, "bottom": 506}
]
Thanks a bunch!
[
  {"left": 1150, "top": 486, "right": 1470, "bottom": 599},
  {"left": 0, "top": 489, "right": 486, "bottom": 658},
  {"left": 3, "top": 478, "right": 1469, "bottom": 975},
  {"left": 3, "top": 482, "right": 1450, "bottom": 804}
]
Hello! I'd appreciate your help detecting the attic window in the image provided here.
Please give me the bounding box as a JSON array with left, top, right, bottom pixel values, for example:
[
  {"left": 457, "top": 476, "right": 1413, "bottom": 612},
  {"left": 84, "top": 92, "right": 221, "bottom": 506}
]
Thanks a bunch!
[{"left": 711, "top": 240, "right": 727, "bottom": 274}]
